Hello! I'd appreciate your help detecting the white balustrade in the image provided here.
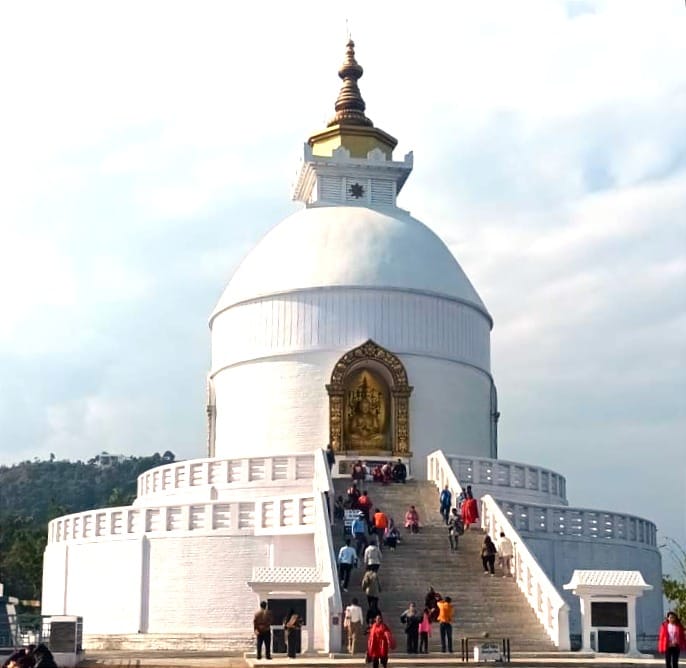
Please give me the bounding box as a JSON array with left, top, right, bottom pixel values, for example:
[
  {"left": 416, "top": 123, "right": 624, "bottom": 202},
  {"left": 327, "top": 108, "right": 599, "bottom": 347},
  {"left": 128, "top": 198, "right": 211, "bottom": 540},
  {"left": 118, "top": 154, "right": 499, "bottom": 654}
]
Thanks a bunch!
[
  {"left": 48, "top": 493, "right": 318, "bottom": 544},
  {"left": 136, "top": 454, "right": 316, "bottom": 499},
  {"left": 445, "top": 453, "right": 567, "bottom": 505},
  {"left": 427, "top": 450, "right": 571, "bottom": 649},
  {"left": 495, "top": 500, "right": 656, "bottom": 546}
]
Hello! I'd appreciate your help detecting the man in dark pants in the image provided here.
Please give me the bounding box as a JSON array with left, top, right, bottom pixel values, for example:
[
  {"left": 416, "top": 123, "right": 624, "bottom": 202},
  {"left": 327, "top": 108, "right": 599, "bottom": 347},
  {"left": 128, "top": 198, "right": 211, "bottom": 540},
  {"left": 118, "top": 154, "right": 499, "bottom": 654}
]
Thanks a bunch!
[
  {"left": 337, "top": 538, "right": 358, "bottom": 591},
  {"left": 253, "top": 600, "right": 273, "bottom": 660},
  {"left": 351, "top": 512, "right": 368, "bottom": 557},
  {"left": 437, "top": 596, "right": 454, "bottom": 653},
  {"left": 439, "top": 485, "right": 452, "bottom": 524},
  {"left": 392, "top": 459, "right": 407, "bottom": 483}
]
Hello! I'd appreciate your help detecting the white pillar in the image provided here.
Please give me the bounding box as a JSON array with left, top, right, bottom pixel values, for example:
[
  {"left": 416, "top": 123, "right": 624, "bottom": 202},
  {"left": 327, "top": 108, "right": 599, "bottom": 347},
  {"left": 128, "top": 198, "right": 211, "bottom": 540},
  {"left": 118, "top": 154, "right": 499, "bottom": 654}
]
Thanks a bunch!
[
  {"left": 579, "top": 595, "right": 592, "bottom": 652},
  {"left": 627, "top": 595, "right": 638, "bottom": 655},
  {"left": 305, "top": 595, "right": 314, "bottom": 652}
]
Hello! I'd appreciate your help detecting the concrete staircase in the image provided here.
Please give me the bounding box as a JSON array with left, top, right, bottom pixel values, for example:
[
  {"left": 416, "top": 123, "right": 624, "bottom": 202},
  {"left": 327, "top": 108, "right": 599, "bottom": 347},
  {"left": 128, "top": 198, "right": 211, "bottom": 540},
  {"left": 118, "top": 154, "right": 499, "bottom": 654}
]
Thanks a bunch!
[{"left": 333, "top": 479, "right": 558, "bottom": 654}]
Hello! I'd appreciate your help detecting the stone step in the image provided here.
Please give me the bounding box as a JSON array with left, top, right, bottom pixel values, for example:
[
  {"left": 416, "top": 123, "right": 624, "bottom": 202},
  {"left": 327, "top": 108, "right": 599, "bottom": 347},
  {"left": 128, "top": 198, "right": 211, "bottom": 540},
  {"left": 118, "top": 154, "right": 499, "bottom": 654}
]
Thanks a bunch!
[{"left": 334, "top": 478, "right": 557, "bottom": 653}]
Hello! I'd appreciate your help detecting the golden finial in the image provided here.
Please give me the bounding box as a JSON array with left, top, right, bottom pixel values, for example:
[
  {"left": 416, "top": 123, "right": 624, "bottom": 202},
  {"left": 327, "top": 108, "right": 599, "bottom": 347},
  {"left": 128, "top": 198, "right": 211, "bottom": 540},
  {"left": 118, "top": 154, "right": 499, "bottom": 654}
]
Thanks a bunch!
[{"left": 328, "top": 39, "right": 373, "bottom": 127}]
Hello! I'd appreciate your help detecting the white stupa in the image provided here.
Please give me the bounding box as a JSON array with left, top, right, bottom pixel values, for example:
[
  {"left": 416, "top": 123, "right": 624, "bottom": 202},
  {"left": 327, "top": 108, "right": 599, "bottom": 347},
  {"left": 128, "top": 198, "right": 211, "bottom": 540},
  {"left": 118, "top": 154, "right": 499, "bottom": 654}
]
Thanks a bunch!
[
  {"left": 41, "top": 40, "right": 663, "bottom": 655},
  {"left": 208, "top": 41, "right": 495, "bottom": 474}
]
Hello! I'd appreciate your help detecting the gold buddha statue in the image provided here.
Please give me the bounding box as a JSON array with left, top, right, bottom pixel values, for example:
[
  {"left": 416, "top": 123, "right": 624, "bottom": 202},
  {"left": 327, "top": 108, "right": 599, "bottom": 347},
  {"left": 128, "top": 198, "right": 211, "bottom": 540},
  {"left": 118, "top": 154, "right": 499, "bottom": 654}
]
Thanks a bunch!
[{"left": 347, "top": 374, "right": 387, "bottom": 449}]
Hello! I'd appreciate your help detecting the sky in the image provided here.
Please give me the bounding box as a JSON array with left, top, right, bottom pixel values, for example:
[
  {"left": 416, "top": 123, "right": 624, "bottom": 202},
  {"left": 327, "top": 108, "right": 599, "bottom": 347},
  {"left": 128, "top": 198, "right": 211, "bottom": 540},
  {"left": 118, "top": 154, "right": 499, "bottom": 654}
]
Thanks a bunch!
[{"left": 1, "top": 2, "right": 685, "bottom": 564}]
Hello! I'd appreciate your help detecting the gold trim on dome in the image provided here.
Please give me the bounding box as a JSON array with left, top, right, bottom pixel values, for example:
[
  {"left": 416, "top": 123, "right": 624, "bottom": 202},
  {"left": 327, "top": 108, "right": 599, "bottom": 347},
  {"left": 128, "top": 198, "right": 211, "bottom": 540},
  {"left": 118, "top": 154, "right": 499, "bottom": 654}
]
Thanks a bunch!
[{"left": 326, "top": 339, "right": 413, "bottom": 457}]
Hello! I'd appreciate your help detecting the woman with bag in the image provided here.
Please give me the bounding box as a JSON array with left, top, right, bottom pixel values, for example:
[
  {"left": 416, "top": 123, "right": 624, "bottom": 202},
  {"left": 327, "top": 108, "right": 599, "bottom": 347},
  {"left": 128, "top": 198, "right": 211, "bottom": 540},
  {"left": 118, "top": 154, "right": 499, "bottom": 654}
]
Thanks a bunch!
[
  {"left": 283, "top": 609, "right": 303, "bottom": 658},
  {"left": 658, "top": 611, "right": 686, "bottom": 668},
  {"left": 367, "top": 613, "right": 395, "bottom": 668},
  {"left": 481, "top": 534, "right": 497, "bottom": 576}
]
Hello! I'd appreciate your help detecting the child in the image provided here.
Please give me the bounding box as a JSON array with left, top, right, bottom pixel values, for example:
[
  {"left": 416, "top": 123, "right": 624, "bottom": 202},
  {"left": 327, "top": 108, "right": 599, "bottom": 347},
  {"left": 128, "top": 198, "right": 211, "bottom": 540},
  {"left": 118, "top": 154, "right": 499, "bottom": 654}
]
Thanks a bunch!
[{"left": 419, "top": 606, "right": 432, "bottom": 654}]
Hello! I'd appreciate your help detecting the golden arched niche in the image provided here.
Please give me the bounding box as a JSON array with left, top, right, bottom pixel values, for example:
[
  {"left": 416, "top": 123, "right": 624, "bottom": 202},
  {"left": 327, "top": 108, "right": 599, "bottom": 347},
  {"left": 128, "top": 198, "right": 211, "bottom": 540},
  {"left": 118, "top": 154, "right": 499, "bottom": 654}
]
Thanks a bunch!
[
  {"left": 326, "top": 340, "right": 413, "bottom": 456},
  {"left": 345, "top": 369, "right": 389, "bottom": 451}
]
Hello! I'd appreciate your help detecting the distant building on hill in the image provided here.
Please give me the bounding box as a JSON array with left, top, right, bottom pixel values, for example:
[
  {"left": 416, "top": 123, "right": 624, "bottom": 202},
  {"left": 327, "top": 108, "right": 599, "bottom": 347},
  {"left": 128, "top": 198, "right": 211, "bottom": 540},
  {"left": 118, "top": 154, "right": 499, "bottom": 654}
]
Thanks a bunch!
[{"left": 90, "top": 452, "right": 129, "bottom": 467}]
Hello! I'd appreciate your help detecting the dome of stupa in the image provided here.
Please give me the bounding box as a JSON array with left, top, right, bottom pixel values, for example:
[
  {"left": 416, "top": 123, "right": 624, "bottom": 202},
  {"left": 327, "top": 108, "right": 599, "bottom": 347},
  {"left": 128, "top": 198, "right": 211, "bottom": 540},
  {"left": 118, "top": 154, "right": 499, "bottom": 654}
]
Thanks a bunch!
[{"left": 210, "top": 204, "right": 489, "bottom": 323}]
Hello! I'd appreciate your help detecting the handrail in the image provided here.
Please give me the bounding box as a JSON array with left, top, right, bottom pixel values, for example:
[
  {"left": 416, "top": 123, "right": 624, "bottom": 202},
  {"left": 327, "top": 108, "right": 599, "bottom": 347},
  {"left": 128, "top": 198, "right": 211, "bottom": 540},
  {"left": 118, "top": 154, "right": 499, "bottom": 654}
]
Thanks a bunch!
[
  {"left": 313, "top": 448, "right": 342, "bottom": 653},
  {"left": 481, "top": 494, "right": 570, "bottom": 650},
  {"left": 427, "top": 450, "right": 570, "bottom": 650},
  {"left": 427, "top": 449, "right": 465, "bottom": 502}
]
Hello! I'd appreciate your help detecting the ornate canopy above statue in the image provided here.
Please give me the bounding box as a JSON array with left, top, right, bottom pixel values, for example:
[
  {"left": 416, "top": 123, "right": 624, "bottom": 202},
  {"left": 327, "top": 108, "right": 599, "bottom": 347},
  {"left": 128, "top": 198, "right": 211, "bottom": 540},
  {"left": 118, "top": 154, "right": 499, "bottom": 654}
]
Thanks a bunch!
[{"left": 326, "top": 340, "right": 413, "bottom": 456}]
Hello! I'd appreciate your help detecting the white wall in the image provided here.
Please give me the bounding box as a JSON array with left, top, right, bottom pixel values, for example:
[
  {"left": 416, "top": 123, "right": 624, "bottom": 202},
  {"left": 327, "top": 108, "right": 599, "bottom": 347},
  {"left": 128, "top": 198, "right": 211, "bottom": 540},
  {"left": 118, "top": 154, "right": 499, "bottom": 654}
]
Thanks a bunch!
[
  {"left": 211, "top": 286, "right": 495, "bottom": 471},
  {"left": 525, "top": 536, "right": 663, "bottom": 639},
  {"left": 405, "top": 356, "right": 493, "bottom": 476},
  {"left": 212, "top": 352, "right": 494, "bottom": 476},
  {"left": 146, "top": 534, "right": 270, "bottom": 633},
  {"left": 211, "top": 288, "right": 490, "bottom": 374},
  {"left": 43, "top": 532, "right": 318, "bottom": 637},
  {"left": 41, "top": 543, "right": 68, "bottom": 617},
  {"left": 42, "top": 539, "right": 143, "bottom": 634}
]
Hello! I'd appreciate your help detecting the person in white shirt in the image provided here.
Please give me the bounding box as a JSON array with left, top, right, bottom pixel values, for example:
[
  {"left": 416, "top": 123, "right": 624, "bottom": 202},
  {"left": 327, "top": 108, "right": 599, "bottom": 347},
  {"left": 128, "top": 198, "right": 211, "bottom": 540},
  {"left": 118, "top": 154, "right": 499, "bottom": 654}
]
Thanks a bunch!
[
  {"left": 497, "top": 531, "right": 514, "bottom": 577},
  {"left": 344, "top": 597, "right": 364, "bottom": 655},
  {"left": 337, "top": 538, "right": 358, "bottom": 591},
  {"left": 363, "top": 539, "right": 382, "bottom": 572}
]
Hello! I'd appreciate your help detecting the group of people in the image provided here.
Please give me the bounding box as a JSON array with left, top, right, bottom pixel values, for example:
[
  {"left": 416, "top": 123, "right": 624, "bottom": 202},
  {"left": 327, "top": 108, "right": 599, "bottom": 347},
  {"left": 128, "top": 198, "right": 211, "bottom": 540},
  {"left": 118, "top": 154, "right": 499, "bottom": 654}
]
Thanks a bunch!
[
  {"left": 338, "top": 504, "right": 396, "bottom": 665},
  {"left": 339, "top": 539, "right": 390, "bottom": 664},
  {"left": 342, "top": 584, "right": 456, "bottom": 664},
  {"left": 439, "top": 485, "right": 513, "bottom": 575},
  {"left": 2, "top": 644, "right": 57, "bottom": 668},
  {"left": 479, "top": 532, "right": 513, "bottom": 576},
  {"left": 252, "top": 601, "right": 304, "bottom": 660},
  {"left": 343, "top": 486, "right": 421, "bottom": 552},
  {"left": 397, "top": 588, "right": 456, "bottom": 655},
  {"left": 350, "top": 459, "right": 407, "bottom": 485}
]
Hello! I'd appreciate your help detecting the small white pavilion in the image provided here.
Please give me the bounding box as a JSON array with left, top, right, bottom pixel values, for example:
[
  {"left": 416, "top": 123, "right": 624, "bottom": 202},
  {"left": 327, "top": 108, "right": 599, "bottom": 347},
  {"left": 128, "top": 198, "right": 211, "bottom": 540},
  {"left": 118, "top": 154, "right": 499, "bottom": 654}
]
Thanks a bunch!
[{"left": 564, "top": 570, "right": 653, "bottom": 656}]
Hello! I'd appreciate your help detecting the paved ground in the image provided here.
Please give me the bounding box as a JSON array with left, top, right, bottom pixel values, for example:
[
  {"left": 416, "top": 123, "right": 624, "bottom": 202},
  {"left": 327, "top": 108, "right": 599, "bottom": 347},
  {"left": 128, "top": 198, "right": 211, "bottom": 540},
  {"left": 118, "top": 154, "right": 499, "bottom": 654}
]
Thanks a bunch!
[
  {"left": 3, "top": 649, "right": 667, "bottom": 667},
  {"left": 73, "top": 651, "right": 665, "bottom": 667}
]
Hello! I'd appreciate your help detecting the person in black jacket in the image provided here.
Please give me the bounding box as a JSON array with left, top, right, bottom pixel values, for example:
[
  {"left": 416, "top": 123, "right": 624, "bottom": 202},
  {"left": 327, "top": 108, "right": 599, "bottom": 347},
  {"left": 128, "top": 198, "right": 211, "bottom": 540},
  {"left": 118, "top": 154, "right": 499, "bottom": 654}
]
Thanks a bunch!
[
  {"left": 481, "top": 535, "right": 497, "bottom": 575},
  {"left": 400, "top": 602, "right": 421, "bottom": 654},
  {"left": 31, "top": 645, "right": 57, "bottom": 668}
]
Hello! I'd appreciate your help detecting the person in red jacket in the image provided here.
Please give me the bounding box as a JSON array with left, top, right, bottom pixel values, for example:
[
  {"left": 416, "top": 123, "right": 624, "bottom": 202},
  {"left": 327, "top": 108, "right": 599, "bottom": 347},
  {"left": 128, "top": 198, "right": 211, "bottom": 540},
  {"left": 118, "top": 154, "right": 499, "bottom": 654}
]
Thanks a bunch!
[
  {"left": 367, "top": 613, "right": 395, "bottom": 668},
  {"left": 659, "top": 611, "right": 686, "bottom": 668}
]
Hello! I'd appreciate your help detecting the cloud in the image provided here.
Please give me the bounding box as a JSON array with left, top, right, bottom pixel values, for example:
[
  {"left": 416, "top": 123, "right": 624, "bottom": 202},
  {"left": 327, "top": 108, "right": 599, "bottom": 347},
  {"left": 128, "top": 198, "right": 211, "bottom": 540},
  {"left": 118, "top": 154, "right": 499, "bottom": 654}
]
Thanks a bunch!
[{"left": 0, "top": 0, "right": 684, "bottom": 557}]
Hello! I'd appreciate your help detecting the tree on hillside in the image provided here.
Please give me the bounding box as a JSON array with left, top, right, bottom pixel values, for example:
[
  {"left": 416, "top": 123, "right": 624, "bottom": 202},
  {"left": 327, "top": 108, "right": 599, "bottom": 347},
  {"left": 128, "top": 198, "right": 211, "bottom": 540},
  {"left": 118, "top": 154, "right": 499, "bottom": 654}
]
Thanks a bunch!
[
  {"left": 106, "top": 487, "right": 136, "bottom": 507},
  {"left": 663, "top": 538, "right": 686, "bottom": 620},
  {"left": 0, "top": 453, "right": 168, "bottom": 601},
  {"left": 0, "top": 514, "right": 46, "bottom": 601}
]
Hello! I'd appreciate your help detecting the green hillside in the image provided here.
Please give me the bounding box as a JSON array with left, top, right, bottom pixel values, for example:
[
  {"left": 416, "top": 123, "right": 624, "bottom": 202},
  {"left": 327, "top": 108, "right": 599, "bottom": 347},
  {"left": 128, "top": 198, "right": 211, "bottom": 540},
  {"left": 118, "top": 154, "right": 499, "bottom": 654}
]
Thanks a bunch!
[{"left": 0, "top": 452, "right": 173, "bottom": 604}]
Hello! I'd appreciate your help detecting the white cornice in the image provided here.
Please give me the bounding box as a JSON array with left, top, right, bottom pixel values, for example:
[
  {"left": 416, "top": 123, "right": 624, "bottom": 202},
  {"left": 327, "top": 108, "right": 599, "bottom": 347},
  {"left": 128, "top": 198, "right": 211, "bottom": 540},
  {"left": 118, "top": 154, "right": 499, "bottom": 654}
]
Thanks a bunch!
[{"left": 292, "top": 143, "right": 413, "bottom": 205}]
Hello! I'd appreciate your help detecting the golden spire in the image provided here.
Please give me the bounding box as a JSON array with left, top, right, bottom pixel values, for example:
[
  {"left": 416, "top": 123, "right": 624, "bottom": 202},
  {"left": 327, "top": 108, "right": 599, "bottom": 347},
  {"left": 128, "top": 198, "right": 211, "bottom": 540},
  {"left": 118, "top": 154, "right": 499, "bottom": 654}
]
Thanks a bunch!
[
  {"left": 307, "top": 39, "right": 398, "bottom": 159},
  {"left": 328, "top": 40, "right": 373, "bottom": 127}
]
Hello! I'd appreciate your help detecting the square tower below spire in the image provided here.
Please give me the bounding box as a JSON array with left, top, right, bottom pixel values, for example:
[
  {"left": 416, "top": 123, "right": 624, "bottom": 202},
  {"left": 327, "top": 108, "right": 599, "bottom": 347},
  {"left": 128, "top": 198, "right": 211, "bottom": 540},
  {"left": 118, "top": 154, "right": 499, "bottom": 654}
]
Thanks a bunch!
[{"left": 292, "top": 143, "right": 413, "bottom": 208}]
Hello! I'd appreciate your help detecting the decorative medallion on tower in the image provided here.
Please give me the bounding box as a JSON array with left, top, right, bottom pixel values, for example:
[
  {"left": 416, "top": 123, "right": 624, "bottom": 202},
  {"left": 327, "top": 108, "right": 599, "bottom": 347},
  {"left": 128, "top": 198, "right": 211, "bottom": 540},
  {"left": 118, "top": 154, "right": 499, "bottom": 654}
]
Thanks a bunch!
[
  {"left": 348, "top": 182, "right": 365, "bottom": 199},
  {"left": 326, "top": 340, "right": 413, "bottom": 456}
]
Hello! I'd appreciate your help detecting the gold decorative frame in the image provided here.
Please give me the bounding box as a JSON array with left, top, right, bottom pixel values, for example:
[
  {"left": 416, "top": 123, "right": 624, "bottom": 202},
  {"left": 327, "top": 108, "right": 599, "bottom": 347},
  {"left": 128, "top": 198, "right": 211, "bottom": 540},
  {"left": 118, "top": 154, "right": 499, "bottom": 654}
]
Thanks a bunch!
[{"left": 326, "top": 339, "right": 413, "bottom": 456}]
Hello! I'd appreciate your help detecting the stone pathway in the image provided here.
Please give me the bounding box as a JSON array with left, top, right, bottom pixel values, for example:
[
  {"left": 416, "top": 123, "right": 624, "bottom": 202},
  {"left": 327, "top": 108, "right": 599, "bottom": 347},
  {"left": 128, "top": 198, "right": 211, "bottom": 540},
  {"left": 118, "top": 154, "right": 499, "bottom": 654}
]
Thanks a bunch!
[{"left": 75, "top": 650, "right": 664, "bottom": 667}]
